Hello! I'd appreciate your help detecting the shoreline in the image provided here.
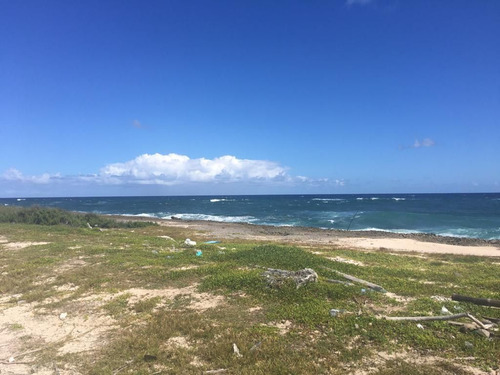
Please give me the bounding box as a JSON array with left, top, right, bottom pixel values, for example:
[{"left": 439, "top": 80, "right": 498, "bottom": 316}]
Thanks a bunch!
[{"left": 113, "top": 215, "right": 500, "bottom": 257}]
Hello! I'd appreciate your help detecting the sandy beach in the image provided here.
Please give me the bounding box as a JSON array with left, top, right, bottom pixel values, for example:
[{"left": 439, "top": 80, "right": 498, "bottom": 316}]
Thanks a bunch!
[{"left": 120, "top": 216, "right": 500, "bottom": 257}]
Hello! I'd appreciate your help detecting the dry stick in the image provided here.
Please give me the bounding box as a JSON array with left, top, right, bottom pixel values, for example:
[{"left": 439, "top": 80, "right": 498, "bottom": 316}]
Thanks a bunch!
[
  {"left": 451, "top": 294, "right": 500, "bottom": 308},
  {"left": 322, "top": 267, "right": 387, "bottom": 293},
  {"left": 384, "top": 313, "right": 468, "bottom": 322},
  {"left": 483, "top": 316, "right": 500, "bottom": 324},
  {"left": 466, "top": 313, "right": 488, "bottom": 330}
]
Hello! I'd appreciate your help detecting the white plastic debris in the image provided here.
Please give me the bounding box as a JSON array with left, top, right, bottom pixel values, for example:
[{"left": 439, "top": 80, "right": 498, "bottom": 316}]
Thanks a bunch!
[
  {"left": 59, "top": 312, "right": 68, "bottom": 320},
  {"left": 233, "top": 343, "right": 243, "bottom": 357},
  {"left": 184, "top": 239, "right": 197, "bottom": 246},
  {"left": 441, "top": 306, "right": 452, "bottom": 315},
  {"left": 329, "top": 309, "right": 346, "bottom": 317},
  {"left": 416, "top": 324, "right": 424, "bottom": 330},
  {"left": 8, "top": 357, "right": 15, "bottom": 363}
]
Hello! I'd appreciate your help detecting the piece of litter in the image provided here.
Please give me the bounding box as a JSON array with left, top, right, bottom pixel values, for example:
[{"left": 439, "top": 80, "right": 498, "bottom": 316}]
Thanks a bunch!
[
  {"left": 233, "top": 343, "right": 242, "bottom": 357},
  {"left": 361, "top": 288, "right": 367, "bottom": 294},
  {"left": 249, "top": 341, "right": 261, "bottom": 351},
  {"left": 441, "top": 306, "right": 452, "bottom": 315},
  {"left": 143, "top": 354, "right": 157, "bottom": 362},
  {"left": 196, "top": 250, "right": 203, "bottom": 257},
  {"left": 329, "top": 309, "right": 345, "bottom": 317},
  {"left": 204, "top": 240, "right": 221, "bottom": 244},
  {"left": 416, "top": 324, "right": 424, "bottom": 330},
  {"left": 184, "top": 239, "right": 197, "bottom": 246},
  {"left": 59, "top": 312, "right": 67, "bottom": 320},
  {"left": 8, "top": 357, "right": 15, "bottom": 363}
]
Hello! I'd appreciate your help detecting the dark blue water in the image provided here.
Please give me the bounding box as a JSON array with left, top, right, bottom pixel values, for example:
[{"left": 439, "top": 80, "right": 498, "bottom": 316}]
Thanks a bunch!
[{"left": 2, "top": 194, "right": 499, "bottom": 240}]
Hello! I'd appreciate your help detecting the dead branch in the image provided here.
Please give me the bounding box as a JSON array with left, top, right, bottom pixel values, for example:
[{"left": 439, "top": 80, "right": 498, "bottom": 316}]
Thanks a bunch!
[
  {"left": 384, "top": 313, "right": 468, "bottom": 322},
  {"left": 322, "top": 267, "right": 386, "bottom": 292},
  {"left": 466, "top": 313, "right": 488, "bottom": 330}
]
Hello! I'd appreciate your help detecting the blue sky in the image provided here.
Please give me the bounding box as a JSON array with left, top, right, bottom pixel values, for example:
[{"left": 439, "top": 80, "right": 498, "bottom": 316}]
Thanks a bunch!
[{"left": 1, "top": 0, "right": 499, "bottom": 197}]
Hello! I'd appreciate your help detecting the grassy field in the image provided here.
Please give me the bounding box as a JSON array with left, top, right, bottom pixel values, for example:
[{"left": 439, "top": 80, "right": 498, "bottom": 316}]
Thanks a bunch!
[{"left": 0, "top": 211, "right": 498, "bottom": 374}]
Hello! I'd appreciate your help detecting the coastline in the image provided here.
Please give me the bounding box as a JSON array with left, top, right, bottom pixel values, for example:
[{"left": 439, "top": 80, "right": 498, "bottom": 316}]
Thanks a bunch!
[{"left": 113, "top": 216, "right": 500, "bottom": 257}]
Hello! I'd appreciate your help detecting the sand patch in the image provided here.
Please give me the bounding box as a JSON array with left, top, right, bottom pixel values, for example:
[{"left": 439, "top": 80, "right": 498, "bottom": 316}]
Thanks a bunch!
[
  {"left": 165, "top": 336, "right": 191, "bottom": 349},
  {"left": 53, "top": 283, "right": 79, "bottom": 292},
  {"left": 115, "top": 284, "right": 224, "bottom": 312},
  {"left": 385, "top": 292, "right": 416, "bottom": 304},
  {"left": 2, "top": 242, "right": 50, "bottom": 250},
  {"left": 56, "top": 258, "right": 88, "bottom": 273},
  {"left": 263, "top": 320, "right": 292, "bottom": 335},
  {"left": 334, "top": 238, "right": 500, "bottom": 257},
  {"left": 171, "top": 265, "right": 200, "bottom": 271},
  {"left": 248, "top": 306, "right": 263, "bottom": 313},
  {"left": 328, "top": 256, "right": 365, "bottom": 266},
  {"left": 349, "top": 350, "right": 493, "bottom": 375},
  {"left": 0, "top": 301, "right": 117, "bottom": 360}
]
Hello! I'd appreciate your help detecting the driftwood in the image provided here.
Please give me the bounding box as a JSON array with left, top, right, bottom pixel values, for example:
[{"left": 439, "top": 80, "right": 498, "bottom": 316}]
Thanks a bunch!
[
  {"left": 465, "top": 313, "right": 488, "bottom": 330},
  {"left": 384, "top": 313, "right": 468, "bottom": 322},
  {"left": 322, "top": 267, "right": 386, "bottom": 293},
  {"left": 262, "top": 268, "right": 318, "bottom": 289},
  {"left": 384, "top": 312, "right": 489, "bottom": 331},
  {"left": 483, "top": 316, "right": 500, "bottom": 324},
  {"left": 451, "top": 294, "right": 500, "bottom": 308}
]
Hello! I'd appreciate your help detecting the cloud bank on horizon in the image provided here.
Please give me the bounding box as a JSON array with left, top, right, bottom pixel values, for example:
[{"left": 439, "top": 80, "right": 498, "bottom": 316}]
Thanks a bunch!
[
  {"left": 1, "top": 153, "right": 332, "bottom": 196},
  {"left": 100, "top": 153, "right": 289, "bottom": 184}
]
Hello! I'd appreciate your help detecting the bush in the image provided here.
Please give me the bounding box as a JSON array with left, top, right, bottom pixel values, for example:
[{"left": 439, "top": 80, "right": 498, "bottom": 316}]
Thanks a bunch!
[{"left": 0, "top": 205, "right": 156, "bottom": 228}]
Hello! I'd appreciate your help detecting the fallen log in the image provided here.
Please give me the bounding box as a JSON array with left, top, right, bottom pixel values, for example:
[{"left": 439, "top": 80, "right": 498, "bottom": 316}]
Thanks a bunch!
[{"left": 451, "top": 294, "right": 500, "bottom": 308}]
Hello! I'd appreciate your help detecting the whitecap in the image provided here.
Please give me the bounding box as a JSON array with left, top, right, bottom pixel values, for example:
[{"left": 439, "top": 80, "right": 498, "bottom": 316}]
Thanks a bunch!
[
  {"left": 312, "top": 198, "right": 346, "bottom": 202},
  {"left": 166, "top": 213, "right": 256, "bottom": 224},
  {"left": 357, "top": 227, "right": 422, "bottom": 234},
  {"left": 120, "top": 213, "right": 158, "bottom": 218},
  {"left": 392, "top": 197, "right": 406, "bottom": 201}
]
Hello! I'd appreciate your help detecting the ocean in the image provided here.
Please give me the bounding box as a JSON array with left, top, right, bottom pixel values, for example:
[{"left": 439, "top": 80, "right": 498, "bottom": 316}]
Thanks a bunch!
[{"left": 1, "top": 193, "right": 499, "bottom": 240}]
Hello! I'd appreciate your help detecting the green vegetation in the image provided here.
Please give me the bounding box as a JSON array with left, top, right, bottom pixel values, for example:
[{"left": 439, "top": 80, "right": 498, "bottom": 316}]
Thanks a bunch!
[
  {"left": 0, "top": 205, "right": 156, "bottom": 228},
  {"left": 0, "top": 220, "right": 498, "bottom": 374}
]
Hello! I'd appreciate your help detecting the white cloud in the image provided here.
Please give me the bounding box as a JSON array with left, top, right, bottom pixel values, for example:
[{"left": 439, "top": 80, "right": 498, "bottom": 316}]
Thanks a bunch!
[
  {"left": 2, "top": 168, "right": 57, "bottom": 184},
  {"left": 346, "top": 0, "right": 374, "bottom": 6},
  {"left": 413, "top": 138, "right": 435, "bottom": 148},
  {"left": 99, "top": 153, "right": 289, "bottom": 185},
  {"left": 400, "top": 138, "right": 435, "bottom": 150},
  {"left": 1, "top": 153, "right": 343, "bottom": 196}
]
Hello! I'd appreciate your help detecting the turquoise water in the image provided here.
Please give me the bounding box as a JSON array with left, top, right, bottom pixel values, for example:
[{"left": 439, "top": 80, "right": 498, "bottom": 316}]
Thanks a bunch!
[{"left": 2, "top": 193, "right": 499, "bottom": 240}]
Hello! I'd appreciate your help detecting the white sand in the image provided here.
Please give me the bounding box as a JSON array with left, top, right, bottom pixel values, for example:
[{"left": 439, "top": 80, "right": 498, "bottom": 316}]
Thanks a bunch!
[{"left": 334, "top": 237, "right": 500, "bottom": 257}]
